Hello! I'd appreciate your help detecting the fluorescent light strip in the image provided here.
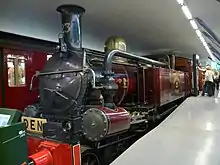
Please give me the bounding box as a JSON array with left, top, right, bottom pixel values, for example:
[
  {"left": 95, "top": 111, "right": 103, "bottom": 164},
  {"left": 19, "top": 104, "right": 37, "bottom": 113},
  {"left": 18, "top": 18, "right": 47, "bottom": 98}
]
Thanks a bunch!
[
  {"left": 204, "top": 44, "right": 209, "bottom": 50},
  {"left": 196, "top": 30, "right": 202, "bottom": 38},
  {"left": 176, "top": 0, "right": 184, "bottom": 5},
  {"left": 181, "top": 5, "right": 193, "bottom": 19},
  {"left": 190, "top": 20, "right": 198, "bottom": 30},
  {"left": 199, "top": 36, "right": 206, "bottom": 43},
  {"left": 199, "top": 36, "right": 207, "bottom": 46},
  {"left": 176, "top": 1, "right": 216, "bottom": 61},
  {"left": 208, "top": 50, "right": 215, "bottom": 61},
  {"left": 203, "top": 42, "right": 208, "bottom": 47}
]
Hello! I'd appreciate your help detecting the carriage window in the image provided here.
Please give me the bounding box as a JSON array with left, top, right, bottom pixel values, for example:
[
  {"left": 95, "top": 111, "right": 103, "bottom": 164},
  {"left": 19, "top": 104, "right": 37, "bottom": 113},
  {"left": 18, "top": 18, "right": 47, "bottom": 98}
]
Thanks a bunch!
[{"left": 7, "top": 54, "right": 26, "bottom": 87}]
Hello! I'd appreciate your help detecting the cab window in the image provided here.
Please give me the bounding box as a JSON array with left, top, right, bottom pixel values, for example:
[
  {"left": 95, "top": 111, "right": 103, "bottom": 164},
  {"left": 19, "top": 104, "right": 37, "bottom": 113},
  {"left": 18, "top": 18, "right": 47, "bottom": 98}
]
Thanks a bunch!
[{"left": 7, "top": 54, "right": 26, "bottom": 87}]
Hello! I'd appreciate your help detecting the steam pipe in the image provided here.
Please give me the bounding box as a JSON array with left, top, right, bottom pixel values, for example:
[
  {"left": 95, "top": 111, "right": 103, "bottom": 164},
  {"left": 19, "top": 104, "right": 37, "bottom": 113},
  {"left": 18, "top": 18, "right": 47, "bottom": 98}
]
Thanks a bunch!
[
  {"left": 104, "top": 50, "right": 167, "bottom": 74},
  {"left": 29, "top": 73, "right": 37, "bottom": 90},
  {"left": 171, "top": 54, "right": 176, "bottom": 69},
  {"left": 85, "top": 68, "right": 102, "bottom": 89},
  {"left": 57, "top": 4, "right": 85, "bottom": 50},
  {"left": 83, "top": 49, "right": 87, "bottom": 67},
  {"left": 165, "top": 55, "right": 171, "bottom": 69}
]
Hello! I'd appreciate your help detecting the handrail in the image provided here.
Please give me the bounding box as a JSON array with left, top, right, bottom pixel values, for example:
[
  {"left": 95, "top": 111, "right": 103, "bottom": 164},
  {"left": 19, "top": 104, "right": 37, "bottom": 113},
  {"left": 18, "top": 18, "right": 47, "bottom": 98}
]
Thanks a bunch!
[{"left": 104, "top": 50, "right": 167, "bottom": 74}]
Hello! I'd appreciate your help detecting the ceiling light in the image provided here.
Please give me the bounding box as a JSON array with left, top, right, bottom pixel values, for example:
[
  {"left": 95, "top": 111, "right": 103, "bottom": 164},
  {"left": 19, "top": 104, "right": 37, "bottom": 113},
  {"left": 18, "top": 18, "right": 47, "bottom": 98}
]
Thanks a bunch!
[
  {"left": 208, "top": 51, "right": 215, "bottom": 61},
  {"left": 190, "top": 20, "right": 198, "bottom": 30},
  {"left": 199, "top": 36, "right": 205, "bottom": 43},
  {"left": 176, "top": 0, "right": 184, "bottom": 5},
  {"left": 204, "top": 44, "right": 209, "bottom": 50},
  {"left": 201, "top": 41, "right": 215, "bottom": 61},
  {"left": 199, "top": 36, "right": 207, "bottom": 46},
  {"left": 181, "top": 5, "right": 193, "bottom": 19},
  {"left": 196, "top": 30, "right": 202, "bottom": 38},
  {"left": 203, "top": 42, "right": 208, "bottom": 47},
  {"left": 206, "top": 122, "right": 213, "bottom": 131},
  {"left": 206, "top": 47, "right": 213, "bottom": 56}
]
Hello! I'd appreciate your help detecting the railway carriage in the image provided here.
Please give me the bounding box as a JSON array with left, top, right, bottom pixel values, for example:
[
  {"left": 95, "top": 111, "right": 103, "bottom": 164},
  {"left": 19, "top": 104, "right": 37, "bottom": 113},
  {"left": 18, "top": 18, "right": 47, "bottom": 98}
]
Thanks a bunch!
[{"left": 0, "top": 31, "right": 56, "bottom": 110}]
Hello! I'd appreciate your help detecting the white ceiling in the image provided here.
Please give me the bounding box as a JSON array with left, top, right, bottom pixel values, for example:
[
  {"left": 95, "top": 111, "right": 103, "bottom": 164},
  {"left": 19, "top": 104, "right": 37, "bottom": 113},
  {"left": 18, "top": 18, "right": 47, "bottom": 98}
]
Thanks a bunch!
[{"left": 0, "top": 0, "right": 213, "bottom": 59}]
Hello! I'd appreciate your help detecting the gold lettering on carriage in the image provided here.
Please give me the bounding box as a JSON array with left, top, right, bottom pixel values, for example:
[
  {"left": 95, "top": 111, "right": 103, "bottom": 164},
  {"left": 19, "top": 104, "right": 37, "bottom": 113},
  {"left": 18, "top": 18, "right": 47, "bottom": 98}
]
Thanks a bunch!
[{"left": 116, "top": 78, "right": 128, "bottom": 88}]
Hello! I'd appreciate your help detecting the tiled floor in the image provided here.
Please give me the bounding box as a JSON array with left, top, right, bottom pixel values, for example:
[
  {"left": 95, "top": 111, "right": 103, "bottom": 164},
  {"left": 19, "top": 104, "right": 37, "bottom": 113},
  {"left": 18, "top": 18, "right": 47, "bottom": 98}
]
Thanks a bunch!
[{"left": 111, "top": 97, "right": 220, "bottom": 165}]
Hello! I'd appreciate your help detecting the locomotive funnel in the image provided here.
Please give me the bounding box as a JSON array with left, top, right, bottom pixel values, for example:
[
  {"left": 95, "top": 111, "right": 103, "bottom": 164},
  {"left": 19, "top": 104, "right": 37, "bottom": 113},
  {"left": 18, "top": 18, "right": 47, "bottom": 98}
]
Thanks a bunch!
[{"left": 57, "top": 4, "right": 85, "bottom": 50}]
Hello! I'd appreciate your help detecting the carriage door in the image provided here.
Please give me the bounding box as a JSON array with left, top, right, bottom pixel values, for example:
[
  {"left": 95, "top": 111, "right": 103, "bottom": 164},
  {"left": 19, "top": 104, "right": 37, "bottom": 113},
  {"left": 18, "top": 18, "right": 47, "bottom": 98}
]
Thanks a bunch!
[{"left": 3, "top": 49, "right": 28, "bottom": 110}]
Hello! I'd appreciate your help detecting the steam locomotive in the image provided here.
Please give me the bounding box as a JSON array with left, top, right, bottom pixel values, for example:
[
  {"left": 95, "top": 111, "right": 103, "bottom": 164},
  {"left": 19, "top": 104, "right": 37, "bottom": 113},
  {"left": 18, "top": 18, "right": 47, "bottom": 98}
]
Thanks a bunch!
[{"left": 22, "top": 4, "right": 194, "bottom": 165}]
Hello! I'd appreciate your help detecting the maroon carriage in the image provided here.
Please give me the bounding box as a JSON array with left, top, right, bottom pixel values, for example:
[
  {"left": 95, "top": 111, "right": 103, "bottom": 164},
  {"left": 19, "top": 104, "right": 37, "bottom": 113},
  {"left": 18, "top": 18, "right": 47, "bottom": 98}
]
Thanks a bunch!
[{"left": 0, "top": 31, "right": 56, "bottom": 110}]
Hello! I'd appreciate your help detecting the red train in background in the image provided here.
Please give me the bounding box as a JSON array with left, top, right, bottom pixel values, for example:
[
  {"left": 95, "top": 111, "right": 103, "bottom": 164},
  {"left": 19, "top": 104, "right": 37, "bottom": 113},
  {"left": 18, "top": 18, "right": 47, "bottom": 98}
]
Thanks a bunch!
[{"left": 0, "top": 31, "right": 56, "bottom": 110}]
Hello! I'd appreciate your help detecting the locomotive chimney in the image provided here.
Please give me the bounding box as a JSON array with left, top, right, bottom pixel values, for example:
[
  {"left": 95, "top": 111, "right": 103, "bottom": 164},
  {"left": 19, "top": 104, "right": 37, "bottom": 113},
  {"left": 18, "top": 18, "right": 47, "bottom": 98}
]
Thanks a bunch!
[{"left": 57, "top": 4, "right": 85, "bottom": 50}]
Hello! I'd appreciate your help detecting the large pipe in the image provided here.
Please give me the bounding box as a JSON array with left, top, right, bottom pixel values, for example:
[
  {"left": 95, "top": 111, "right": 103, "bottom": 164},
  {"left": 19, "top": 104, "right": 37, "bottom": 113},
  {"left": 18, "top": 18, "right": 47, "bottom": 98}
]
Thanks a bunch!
[
  {"left": 104, "top": 50, "right": 167, "bottom": 74},
  {"left": 57, "top": 4, "right": 85, "bottom": 50}
]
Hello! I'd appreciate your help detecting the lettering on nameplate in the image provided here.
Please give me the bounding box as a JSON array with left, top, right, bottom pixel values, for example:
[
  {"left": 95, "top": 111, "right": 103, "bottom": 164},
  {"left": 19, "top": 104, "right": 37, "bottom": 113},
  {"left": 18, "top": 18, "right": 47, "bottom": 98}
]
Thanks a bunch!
[{"left": 21, "top": 116, "right": 47, "bottom": 134}]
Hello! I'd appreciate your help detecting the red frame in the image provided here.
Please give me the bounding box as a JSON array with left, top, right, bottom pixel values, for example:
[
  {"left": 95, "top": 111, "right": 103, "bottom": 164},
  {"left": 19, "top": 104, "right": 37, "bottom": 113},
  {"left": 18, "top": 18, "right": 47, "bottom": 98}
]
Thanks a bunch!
[
  {"left": 3, "top": 49, "right": 47, "bottom": 111},
  {"left": 27, "top": 136, "right": 79, "bottom": 165}
]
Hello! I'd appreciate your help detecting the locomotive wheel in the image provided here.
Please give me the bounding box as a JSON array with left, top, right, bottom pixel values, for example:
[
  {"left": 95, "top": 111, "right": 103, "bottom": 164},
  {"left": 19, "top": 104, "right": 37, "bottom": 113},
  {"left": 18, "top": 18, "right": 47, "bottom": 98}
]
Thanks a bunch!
[{"left": 81, "top": 150, "right": 101, "bottom": 165}]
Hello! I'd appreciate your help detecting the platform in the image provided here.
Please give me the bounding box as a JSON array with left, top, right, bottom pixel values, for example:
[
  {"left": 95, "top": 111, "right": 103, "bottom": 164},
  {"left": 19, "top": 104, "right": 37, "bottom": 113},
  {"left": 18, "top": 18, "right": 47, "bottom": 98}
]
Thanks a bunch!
[{"left": 111, "top": 96, "right": 220, "bottom": 165}]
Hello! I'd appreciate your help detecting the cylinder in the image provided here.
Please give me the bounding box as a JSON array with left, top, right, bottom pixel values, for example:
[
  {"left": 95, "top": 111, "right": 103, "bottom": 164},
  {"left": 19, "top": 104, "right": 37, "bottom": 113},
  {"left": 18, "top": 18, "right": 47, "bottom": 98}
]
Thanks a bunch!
[
  {"left": 103, "top": 107, "right": 131, "bottom": 135},
  {"left": 57, "top": 4, "right": 85, "bottom": 50},
  {"left": 82, "top": 107, "right": 130, "bottom": 141}
]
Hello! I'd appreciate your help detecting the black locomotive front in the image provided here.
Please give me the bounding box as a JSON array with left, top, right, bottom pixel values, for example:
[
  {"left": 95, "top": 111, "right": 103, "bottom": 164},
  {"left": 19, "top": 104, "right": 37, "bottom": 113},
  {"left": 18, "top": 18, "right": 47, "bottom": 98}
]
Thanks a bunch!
[
  {"left": 25, "top": 4, "right": 133, "bottom": 143},
  {"left": 39, "top": 5, "right": 87, "bottom": 116}
]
